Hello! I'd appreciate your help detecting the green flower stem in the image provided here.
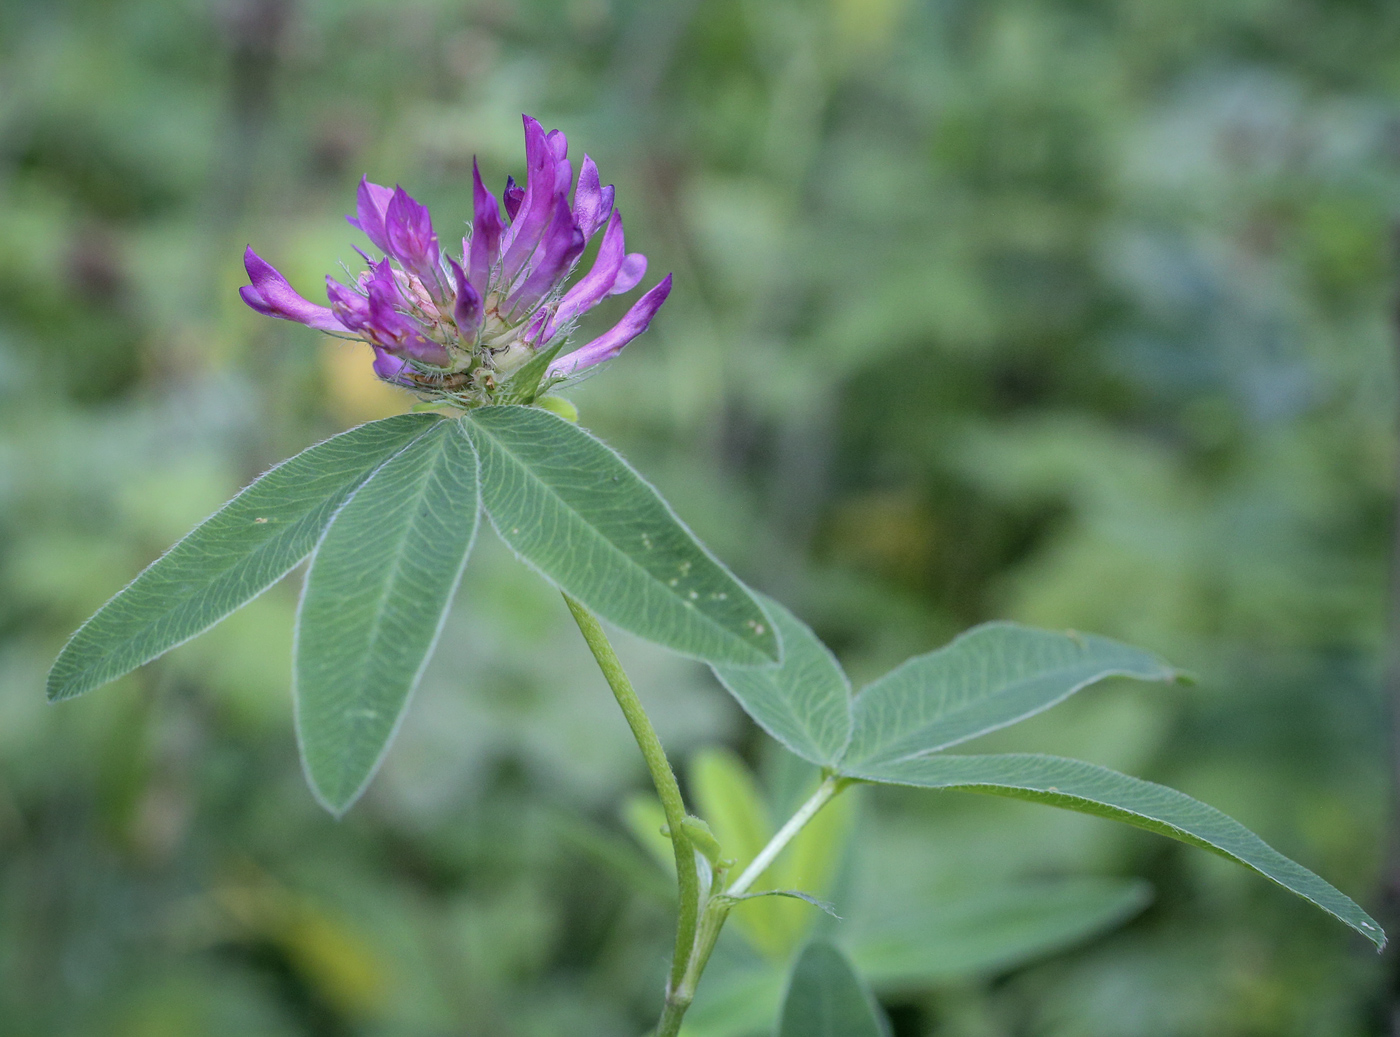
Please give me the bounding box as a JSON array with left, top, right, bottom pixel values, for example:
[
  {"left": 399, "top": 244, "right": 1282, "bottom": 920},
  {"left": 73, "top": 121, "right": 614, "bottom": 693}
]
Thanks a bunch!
[
  {"left": 665, "top": 776, "right": 850, "bottom": 1026},
  {"left": 562, "top": 595, "right": 701, "bottom": 1022},
  {"left": 728, "top": 775, "right": 846, "bottom": 896}
]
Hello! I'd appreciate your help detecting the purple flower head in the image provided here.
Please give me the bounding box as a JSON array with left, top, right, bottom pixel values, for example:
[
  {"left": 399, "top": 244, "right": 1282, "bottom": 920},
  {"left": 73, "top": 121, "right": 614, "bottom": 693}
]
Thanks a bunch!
[{"left": 239, "top": 114, "right": 671, "bottom": 404}]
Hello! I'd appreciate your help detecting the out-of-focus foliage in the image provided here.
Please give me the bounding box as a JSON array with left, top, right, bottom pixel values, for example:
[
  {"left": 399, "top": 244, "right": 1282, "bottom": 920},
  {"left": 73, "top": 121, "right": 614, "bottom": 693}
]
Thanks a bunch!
[{"left": 1, "top": 0, "right": 1396, "bottom": 1033}]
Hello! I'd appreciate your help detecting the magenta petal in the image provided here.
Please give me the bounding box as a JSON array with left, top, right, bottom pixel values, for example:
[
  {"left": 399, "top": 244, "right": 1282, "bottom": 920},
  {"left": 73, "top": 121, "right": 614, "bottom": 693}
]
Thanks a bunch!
[
  {"left": 503, "top": 176, "right": 524, "bottom": 221},
  {"left": 359, "top": 260, "right": 450, "bottom": 366},
  {"left": 546, "top": 210, "right": 626, "bottom": 338},
  {"left": 508, "top": 194, "right": 585, "bottom": 312},
  {"left": 500, "top": 116, "right": 561, "bottom": 281},
  {"left": 326, "top": 276, "right": 371, "bottom": 330},
  {"left": 469, "top": 158, "right": 504, "bottom": 297},
  {"left": 348, "top": 178, "right": 395, "bottom": 253},
  {"left": 448, "top": 256, "right": 483, "bottom": 335},
  {"left": 240, "top": 247, "right": 348, "bottom": 333},
  {"left": 547, "top": 274, "right": 672, "bottom": 377},
  {"left": 371, "top": 345, "right": 410, "bottom": 383},
  {"left": 385, "top": 186, "right": 443, "bottom": 294},
  {"left": 547, "top": 128, "right": 568, "bottom": 162},
  {"left": 609, "top": 253, "right": 648, "bottom": 296},
  {"left": 572, "top": 155, "right": 615, "bottom": 243}
]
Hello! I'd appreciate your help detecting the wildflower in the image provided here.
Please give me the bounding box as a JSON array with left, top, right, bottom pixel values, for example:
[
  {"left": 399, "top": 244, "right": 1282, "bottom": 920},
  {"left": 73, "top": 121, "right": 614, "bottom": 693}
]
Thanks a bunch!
[{"left": 240, "top": 115, "right": 672, "bottom": 404}]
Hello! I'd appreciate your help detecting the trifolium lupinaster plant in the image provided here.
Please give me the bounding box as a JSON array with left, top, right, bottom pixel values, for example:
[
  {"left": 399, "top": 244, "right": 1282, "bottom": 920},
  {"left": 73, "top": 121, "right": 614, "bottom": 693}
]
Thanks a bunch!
[{"left": 47, "top": 115, "right": 1384, "bottom": 1035}]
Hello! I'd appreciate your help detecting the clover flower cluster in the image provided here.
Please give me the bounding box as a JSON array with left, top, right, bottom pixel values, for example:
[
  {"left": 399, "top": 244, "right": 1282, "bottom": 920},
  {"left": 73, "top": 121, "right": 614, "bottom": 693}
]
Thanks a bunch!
[{"left": 240, "top": 115, "right": 671, "bottom": 403}]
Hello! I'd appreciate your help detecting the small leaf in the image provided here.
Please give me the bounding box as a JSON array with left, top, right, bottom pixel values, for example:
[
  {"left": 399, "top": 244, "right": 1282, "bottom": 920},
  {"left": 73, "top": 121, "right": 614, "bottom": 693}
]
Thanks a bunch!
[
  {"left": 710, "top": 595, "right": 852, "bottom": 767},
  {"left": 295, "top": 419, "right": 479, "bottom": 814},
  {"left": 719, "top": 889, "right": 841, "bottom": 919},
  {"left": 843, "top": 623, "right": 1177, "bottom": 768},
  {"left": 498, "top": 337, "right": 567, "bottom": 404},
  {"left": 844, "top": 753, "right": 1385, "bottom": 949},
  {"left": 778, "top": 941, "right": 890, "bottom": 1037},
  {"left": 47, "top": 413, "right": 443, "bottom": 702},
  {"left": 463, "top": 405, "right": 779, "bottom": 665}
]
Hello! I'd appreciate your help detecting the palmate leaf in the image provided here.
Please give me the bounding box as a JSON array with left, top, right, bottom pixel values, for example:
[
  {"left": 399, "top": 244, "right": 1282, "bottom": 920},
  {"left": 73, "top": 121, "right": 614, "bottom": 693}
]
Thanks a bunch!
[
  {"left": 47, "top": 413, "right": 443, "bottom": 702},
  {"left": 843, "top": 753, "right": 1386, "bottom": 949},
  {"left": 777, "top": 941, "right": 889, "bottom": 1037},
  {"left": 710, "top": 596, "right": 852, "bottom": 767},
  {"left": 842, "top": 623, "right": 1178, "bottom": 768},
  {"left": 463, "top": 405, "right": 779, "bottom": 666},
  {"left": 294, "top": 419, "right": 479, "bottom": 814}
]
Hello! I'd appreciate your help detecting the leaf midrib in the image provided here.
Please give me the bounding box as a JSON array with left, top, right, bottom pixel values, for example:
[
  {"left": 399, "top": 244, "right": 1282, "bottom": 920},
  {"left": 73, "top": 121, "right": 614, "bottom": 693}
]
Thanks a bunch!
[
  {"left": 849, "top": 660, "right": 1155, "bottom": 766},
  {"left": 322, "top": 430, "right": 453, "bottom": 789},
  {"left": 469, "top": 411, "right": 762, "bottom": 660}
]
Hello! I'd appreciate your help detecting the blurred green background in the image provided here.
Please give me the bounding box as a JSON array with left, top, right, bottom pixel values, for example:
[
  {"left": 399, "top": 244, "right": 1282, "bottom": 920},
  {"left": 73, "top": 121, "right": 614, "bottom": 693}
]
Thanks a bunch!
[{"left": 2, "top": 0, "right": 1398, "bottom": 1033}]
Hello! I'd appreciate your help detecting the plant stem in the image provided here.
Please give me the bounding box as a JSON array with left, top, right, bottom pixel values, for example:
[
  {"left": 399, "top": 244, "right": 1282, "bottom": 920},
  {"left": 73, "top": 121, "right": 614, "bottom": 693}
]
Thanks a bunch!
[
  {"left": 562, "top": 596, "right": 701, "bottom": 1012},
  {"left": 728, "top": 775, "right": 845, "bottom": 896},
  {"left": 659, "top": 775, "right": 850, "bottom": 1034}
]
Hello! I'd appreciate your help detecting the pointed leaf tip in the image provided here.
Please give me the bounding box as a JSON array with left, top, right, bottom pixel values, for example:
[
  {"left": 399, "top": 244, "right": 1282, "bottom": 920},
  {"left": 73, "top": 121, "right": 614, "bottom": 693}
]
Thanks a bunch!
[
  {"left": 844, "top": 753, "right": 1385, "bottom": 950},
  {"left": 47, "top": 413, "right": 444, "bottom": 704},
  {"left": 779, "top": 941, "right": 890, "bottom": 1037}
]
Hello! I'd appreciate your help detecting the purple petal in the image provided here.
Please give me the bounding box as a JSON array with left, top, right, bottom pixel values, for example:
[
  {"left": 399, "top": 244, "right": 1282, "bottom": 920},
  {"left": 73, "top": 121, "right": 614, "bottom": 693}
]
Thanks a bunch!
[
  {"left": 547, "top": 128, "right": 569, "bottom": 162},
  {"left": 361, "top": 257, "right": 407, "bottom": 310},
  {"left": 371, "top": 345, "right": 411, "bottom": 383},
  {"left": 347, "top": 178, "right": 395, "bottom": 254},
  {"left": 448, "top": 256, "right": 483, "bottom": 335},
  {"left": 240, "top": 247, "right": 348, "bottom": 333},
  {"left": 500, "top": 116, "right": 562, "bottom": 281},
  {"left": 469, "top": 158, "right": 504, "bottom": 297},
  {"left": 366, "top": 291, "right": 450, "bottom": 366},
  {"left": 503, "top": 176, "right": 524, "bottom": 221},
  {"left": 385, "top": 186, "right": 444, "bottom": 295},
  {"left": 546, "top": 210, "right": 627, "bottom": 338},
  {"left": 326, "top": 276, "right": 370, "bottom": 330},
  {"left": 572, "top": 155, "right": 615, "bottom": 243},
  {"left": 609, "top": 253, "right": 647, "bottom": 296},
  {"left": 523, "top": 307, "right": 549, "bottom": 348},
  {"left": 548, "top": 274, "right": 672, "bottom": 377},
  {"left": 358, "top": 259, "right": 450, "bottom": 366},
  {"left": 508, "top": 194, "right": 585, "bottom": 312}
]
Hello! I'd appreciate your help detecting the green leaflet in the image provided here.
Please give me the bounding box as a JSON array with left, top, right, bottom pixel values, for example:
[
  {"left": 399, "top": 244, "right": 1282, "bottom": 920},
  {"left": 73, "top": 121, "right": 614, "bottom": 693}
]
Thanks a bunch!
[
  {"left": 47, "top": 413, "right": 443, "bottom": 702},
  {"left": 710, "top": 596, "right": 852, "bottom": 767},
  {"left": 497, "top": 338, "right": 566, "bottom": 404},
  {"left": 777, "top": 941, "right": 889, "bottom": 1037},
  {"left": 843, "top": 623, "right": 1177, "bottom": 767},
  {"left": 844, "top": 753, "right": 1385, "bottom": 949},
  {"left": 294, "top": 419, "right": 480, "bottom": 814},
  {"left": 463, "top": 405, "right": 779, "bottom": 666}
]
